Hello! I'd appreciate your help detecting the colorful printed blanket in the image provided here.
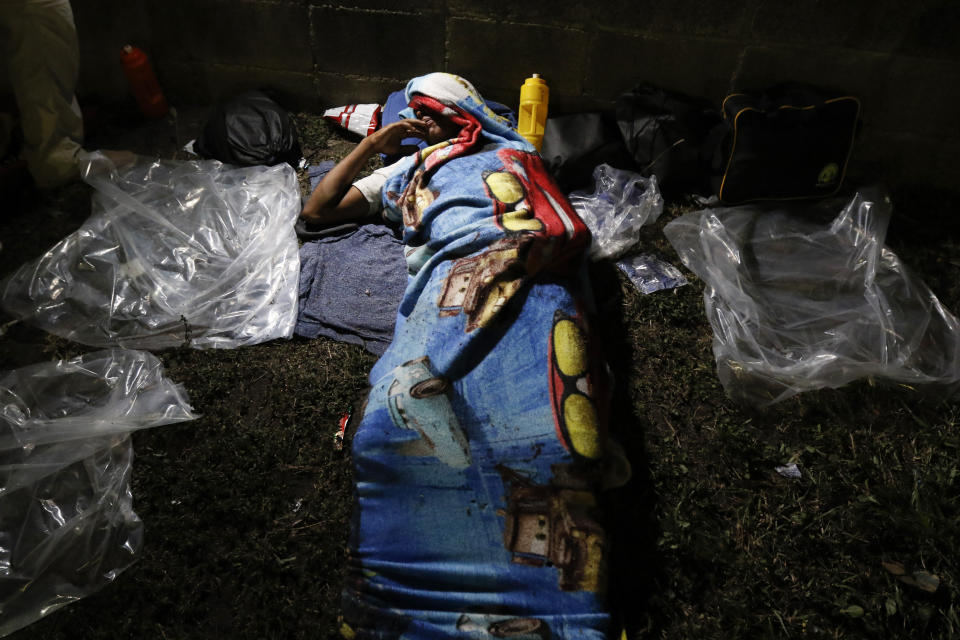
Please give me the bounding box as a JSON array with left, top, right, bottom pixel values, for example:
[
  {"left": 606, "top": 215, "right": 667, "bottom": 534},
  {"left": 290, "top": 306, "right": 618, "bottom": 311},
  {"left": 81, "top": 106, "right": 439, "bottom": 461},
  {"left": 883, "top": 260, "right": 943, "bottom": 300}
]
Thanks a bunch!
[{"left": 342, "top": 74, "right": 612, "bottom": 639}]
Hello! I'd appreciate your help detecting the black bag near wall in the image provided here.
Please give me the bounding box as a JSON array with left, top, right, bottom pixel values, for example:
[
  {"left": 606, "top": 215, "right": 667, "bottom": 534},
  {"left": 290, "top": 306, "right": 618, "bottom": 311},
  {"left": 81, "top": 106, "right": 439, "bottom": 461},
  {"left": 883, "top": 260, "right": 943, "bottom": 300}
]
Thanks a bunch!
[
  {"left": 195, "top": 90, "right": 302, "bottom": 168},
  {"left": 540, "top": 112, "right": 635, "bottom": 192},
  {"left": 615, "top": 83, "right": 721, "bottom": 198},
  {"left": 709, "top": 85, "right": 860, "bottom": 204}
]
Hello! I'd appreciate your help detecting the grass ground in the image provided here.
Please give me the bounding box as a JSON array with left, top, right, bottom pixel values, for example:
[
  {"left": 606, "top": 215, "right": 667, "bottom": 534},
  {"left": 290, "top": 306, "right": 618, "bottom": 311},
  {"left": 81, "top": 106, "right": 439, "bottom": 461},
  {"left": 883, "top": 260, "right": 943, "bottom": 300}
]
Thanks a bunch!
[{"left": 0, "top": 105, "right": 957, "bottom": 639}]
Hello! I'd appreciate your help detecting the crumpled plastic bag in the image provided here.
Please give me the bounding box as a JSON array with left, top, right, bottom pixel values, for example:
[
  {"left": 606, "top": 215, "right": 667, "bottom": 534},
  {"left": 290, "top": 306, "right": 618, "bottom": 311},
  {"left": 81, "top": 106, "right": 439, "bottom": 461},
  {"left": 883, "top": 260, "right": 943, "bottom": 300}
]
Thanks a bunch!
[
  {"left": 0, "top": 349, "right": 196, "bottom": 636},
  {"left": 0, "top": 152, "right": 300, "bottom": 350},
  {"left": 569, "top": 163, "right": 664, "bottom": 260},
  {"left": 323, "top": 103, "right": 382, "bottom": 137},
  {"left": 664, "top": 187, "right": 960, "bottom": 405},
  {"left": 616, "top": 252, "right": 688, "bottom": 295}
]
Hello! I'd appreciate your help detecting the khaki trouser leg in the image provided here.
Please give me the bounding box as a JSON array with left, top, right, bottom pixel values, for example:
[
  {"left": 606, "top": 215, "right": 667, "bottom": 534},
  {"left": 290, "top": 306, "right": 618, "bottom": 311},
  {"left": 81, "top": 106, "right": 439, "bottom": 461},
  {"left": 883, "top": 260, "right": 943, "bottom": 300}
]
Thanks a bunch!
[{"left": 0, "top": 0, "right": 83, "bottom": 187}]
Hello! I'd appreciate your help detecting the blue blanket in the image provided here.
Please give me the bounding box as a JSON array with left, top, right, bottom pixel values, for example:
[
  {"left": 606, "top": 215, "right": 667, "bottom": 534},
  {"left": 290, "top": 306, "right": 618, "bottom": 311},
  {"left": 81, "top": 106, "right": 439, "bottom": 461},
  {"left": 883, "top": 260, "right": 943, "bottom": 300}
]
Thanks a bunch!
[{"left": 342, "top": 73, "right": 612, "bottom": 639}]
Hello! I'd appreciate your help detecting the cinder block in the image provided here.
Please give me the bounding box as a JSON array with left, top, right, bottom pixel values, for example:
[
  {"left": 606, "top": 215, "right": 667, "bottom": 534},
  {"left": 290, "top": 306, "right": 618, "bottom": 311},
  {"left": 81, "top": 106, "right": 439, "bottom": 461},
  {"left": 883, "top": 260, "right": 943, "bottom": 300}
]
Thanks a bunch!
[
  {"left": 929, "top": 136, "right": 960, "bottom": 193},
  {"left": 185, "top": 64, "right": 318, "bottom": 111},
  {"left": 750, "top": 0, "right": 874, "bottom": 48},
  {"left": 141, "top": 3, "right": 189, "bottom": 65},
  {"left": 873, "top": 57, "right": 960, "bottom": 138},
  {"left": 310, "top": 8, "right": 445, "bottom": 78},
  {"left": 735, "top": 45, "right": 889, "bottom": 110},
  {"left": 852, "top": 130, "right": 960, "bottom": 191},
  {"left": 585, "top": 32, "right": 742, "bottom": 104},
  {"left": 593, "top": 0, "right": 752, "bottom": 39},
  {"left": 77, "top": 48, "right": 193, "bottom": 105},
  {"left": 447, "top": 0, "right": 591, "bottom": 28},
  {"left": 749, "top": 0, "right": 939, "bottom": 55},
  {"left": 77, "top": 49, "right": 129, "bottom": 101},
  {"left": 175, "top": 1, "right": 313, "bottom": 72},
  {"left": 152, "top": 61, "right": 203, "bottom": 107},
  {"left": 313, "top": 72, "right": 405, "bottom": 107},
  {"left": 73, "top": 0, "right": 155, "bottom": 102},
  {"left": 447, "top": 18, "right": 589, "bottom": 101},
  {"left": 73, "top": 0, "right": 151, "bottom": 56},
  {"left": 897, "top": 1, "right": 960, "bottom": 61}
]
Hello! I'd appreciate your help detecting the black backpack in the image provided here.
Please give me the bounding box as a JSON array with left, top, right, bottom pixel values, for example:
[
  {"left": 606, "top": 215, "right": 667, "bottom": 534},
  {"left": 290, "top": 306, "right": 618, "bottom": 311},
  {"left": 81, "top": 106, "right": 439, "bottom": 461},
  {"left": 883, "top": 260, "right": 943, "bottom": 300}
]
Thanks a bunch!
[
  {"left": 615, "top": 83, "right": 721, "bottom": 198},
  {"left": 540, "top": 112, "right": 635, "bottom": 192}
]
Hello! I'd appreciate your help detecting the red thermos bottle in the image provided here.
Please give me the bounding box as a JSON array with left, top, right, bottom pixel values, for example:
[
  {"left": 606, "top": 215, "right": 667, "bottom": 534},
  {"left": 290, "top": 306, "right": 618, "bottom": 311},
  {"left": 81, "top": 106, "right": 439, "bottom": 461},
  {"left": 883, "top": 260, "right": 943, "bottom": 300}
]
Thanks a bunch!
[{"left": 120, "top": 45, "right": 169, "bottom": 119}]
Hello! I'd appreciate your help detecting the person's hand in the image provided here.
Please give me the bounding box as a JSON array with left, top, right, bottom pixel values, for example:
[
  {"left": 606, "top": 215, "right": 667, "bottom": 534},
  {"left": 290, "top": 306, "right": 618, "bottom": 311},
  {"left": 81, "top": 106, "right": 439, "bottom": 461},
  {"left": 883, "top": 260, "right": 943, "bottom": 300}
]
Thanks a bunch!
[
  {"left": 366, "top": 120, "right": 429, "bottom": 156},
  {"left": 100, "top": 149, "right": 137, "bottom": 169}
]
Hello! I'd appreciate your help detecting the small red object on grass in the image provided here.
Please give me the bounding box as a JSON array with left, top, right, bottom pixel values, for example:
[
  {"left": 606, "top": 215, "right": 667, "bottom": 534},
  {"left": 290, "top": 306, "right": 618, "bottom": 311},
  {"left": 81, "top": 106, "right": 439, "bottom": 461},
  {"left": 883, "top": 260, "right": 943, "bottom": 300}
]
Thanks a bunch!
[{"left": 334, "top": 411, "right": 352, "bottom": 451}]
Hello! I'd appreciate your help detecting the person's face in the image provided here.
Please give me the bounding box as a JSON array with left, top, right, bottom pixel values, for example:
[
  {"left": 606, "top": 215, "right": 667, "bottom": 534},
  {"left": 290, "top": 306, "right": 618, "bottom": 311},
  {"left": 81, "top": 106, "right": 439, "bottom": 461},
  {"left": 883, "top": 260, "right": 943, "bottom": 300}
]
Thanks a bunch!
[{"left": 415, "top": 107, "right": 462, "bottom": 144}]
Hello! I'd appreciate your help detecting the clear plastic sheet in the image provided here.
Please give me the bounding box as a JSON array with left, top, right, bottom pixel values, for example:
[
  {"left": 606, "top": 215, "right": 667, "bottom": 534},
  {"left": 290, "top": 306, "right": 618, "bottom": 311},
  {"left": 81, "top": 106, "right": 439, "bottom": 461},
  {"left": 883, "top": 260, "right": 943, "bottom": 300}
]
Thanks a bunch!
[
  {"left": 0, "top": 348, "right": 196, "bottom": 636},
  {"left": 569, "top": 163, "right": 664, "bottom": 260},
  {"left": 0, "top": 152, "right": 301, "bottom": 349},
  {"left": 664, "top": 187, "right": 960, "bottom": 406}
]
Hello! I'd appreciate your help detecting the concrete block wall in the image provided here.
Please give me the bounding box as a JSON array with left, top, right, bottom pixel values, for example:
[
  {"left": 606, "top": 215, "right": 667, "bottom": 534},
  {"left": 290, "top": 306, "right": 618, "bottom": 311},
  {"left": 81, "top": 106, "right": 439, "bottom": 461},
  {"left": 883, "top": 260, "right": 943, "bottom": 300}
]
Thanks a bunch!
[{"left": 67, "top": 0, "right": 959, "bottom": 191}]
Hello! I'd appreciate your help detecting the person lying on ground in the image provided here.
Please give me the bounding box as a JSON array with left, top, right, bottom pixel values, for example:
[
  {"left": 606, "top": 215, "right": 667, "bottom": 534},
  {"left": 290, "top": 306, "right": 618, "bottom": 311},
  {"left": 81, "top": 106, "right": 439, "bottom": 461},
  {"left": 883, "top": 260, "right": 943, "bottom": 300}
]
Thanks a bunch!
[
  {"left": 338, "top": 72, "right": 615, "bottom": 639},
  {"left": 298, "top": 106, "right": 462, "bottom": 227}
]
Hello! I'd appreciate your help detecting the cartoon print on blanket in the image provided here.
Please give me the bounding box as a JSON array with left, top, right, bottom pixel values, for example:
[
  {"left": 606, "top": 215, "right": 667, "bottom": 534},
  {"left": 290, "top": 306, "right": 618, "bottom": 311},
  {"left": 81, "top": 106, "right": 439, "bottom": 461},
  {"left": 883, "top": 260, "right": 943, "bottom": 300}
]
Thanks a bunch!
[{"left": 341, "top": 73, "right": 612, "bottom": 639}]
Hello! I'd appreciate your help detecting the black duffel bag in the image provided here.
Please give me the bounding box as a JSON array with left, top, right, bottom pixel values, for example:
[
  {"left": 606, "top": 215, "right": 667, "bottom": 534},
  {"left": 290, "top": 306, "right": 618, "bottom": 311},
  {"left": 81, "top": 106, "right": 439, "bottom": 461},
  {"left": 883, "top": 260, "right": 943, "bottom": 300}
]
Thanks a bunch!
[
  {"left": 708, "top": 85, "right": 861, "bottom": 204},
  {"left": 195, "top": 90, "right": 302, "bottom": 168}
]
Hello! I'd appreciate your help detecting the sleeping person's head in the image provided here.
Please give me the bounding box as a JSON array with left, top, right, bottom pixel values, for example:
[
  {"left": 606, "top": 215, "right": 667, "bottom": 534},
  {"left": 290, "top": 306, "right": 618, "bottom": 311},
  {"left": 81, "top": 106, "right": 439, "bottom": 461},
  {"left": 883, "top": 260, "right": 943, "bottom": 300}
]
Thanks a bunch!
[
  {"left": 413, "top": 105, "right": 463, "bottom": 144},
  {"left": 400, "top": 72, "right": 530, "bottom": 152},
  {"left": 401, "top": 73, "right": 484, "bottom": 145}
]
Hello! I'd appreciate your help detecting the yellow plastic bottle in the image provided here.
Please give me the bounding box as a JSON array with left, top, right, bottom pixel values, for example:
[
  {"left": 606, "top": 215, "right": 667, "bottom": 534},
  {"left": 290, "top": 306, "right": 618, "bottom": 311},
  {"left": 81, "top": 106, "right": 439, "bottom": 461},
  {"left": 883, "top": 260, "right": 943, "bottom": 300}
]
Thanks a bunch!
[{"left": 518, "top": 74, "right": 549, "bottom": 151}]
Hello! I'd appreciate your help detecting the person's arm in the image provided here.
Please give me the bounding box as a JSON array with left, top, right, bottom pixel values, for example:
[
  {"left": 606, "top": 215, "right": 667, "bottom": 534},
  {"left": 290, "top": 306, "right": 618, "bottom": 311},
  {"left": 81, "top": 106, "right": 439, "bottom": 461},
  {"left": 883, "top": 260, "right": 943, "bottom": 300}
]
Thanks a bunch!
[{"left": 300, "top": 119, "right": 429, "bottom": 225}]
